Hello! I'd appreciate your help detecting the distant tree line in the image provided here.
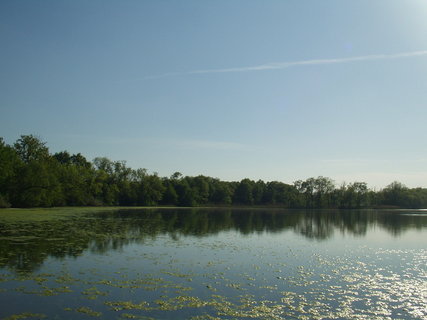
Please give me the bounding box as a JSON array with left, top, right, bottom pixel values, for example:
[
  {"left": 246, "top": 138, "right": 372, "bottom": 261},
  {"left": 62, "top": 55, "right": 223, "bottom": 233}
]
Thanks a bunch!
[{"left": 1, "top": 135, "right": 426, "bottom": 208}]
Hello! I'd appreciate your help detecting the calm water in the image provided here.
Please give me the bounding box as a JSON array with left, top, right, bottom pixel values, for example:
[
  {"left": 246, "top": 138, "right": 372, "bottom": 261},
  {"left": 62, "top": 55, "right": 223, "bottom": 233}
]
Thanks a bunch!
[{"left": 0, "top": 208, "right": 426, "bottom": 319}]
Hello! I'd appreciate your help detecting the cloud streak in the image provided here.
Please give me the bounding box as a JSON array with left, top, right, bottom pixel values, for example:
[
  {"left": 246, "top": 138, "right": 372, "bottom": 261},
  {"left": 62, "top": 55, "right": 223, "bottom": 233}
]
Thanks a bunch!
[{"left": 146, "top": 50, "right": 427, "bottom": 79}]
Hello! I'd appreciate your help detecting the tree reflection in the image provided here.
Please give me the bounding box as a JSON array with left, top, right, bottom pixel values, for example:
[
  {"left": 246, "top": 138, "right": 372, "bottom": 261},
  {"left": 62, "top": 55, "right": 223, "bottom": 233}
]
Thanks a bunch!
[{"left": 0, "top": 208, "right": 426, "bottom": 273}]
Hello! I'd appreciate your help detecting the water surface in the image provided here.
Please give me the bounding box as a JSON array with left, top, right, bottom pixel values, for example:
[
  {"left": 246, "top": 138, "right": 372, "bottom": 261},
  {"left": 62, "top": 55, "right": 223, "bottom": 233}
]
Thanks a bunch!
[{"left": 0, "top": 208, "right": 426, "bottom": 319}]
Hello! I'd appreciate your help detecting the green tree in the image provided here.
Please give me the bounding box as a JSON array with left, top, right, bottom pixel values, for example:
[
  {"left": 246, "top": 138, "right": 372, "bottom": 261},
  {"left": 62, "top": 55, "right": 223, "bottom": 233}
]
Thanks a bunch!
[
  {"left": 136, "top": 171, "right": 165, "bottom": 206},
  {"left": 53, "top": 151, "right": 72, "bottom": 165},
  {"left": 161, "top": 180, "right": 179, "bottom": 205},
  {"left": 294, "top": 178, "right": 315, "bottom": 208},
  {"left": 233, "top": 179, "right": 254, "bottom": 205},
  {"left": 53, "top": 151, "right": 95, "bottom": 206},
  {"left": 209, "top": 179, "right": 232, "bottom": 205},
  {"left": 11, "top": 135, "right": 62, "bottom": 207},
  {"left": 263, "top": 181, "right": 297, "bottom": 207},
  {"left": 12, "top": 160, "right": 62, "bottom": 207},
  {"left": 174, "top": 178, "right": 195, "bottom": 207},
  {"left": 0, "top": 138, "right": 20, "bottom": 207},
  {"left": 381, "top": 181, "right": 409, "bottom": 207},
  {"left": 14, "top": 134, "right": 49, "bottom": 163},
  {"left": 189, "top": 175, "right": 210, "bottom": 205},
  {"left": 252, "top": 180, "right": 266, "bottom": 205},
  {"left": 313, "top": 176, "right": 335, "bottom": 208},
  {"left": 294, "top": 177, "right": 335, "bottom": 208},
  {"left": 92, "top": 157, "right": 119, "bottom": 205}
]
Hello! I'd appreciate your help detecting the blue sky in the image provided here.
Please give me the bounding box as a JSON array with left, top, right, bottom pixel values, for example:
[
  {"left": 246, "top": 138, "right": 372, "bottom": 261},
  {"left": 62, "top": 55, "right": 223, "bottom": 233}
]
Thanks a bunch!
[{"left": 1, "top": 0, "right": 427, "bottom": 188}]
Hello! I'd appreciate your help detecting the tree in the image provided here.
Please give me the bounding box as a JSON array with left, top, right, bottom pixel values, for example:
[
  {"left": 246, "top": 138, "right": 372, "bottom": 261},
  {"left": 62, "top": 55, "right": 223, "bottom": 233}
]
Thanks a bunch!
[
  {"left": 313, "top": 176, "right": 335, "bottom": 208},
  {"left": 173, "top": 178, "right": 195, "bottom": 207},
  {"left": 171, "top": 172, "right": 183, "bottom": 180},
  {"left": 294, "top": 177, "right": 335, "bottom": 208},
  {"left": 0, "top": 138, "right": 20, "bottom": 207},
  {"left": 11, "top": 135, "right": 63, "bottom": 207},
  {"left": 263, "top": 181, "right": 297, "bottom": 207},
  {"left": 161, "top": 180, "right": 179, "bottom": 205},
  {"left": 189, "top": 175, "right": 210, "bottom": 205},
  {"left": 93, "top": 157, "right": 114, "bottom": 175},
  {"left": 53, "top": 151, "right": 72, "bottom": 165},
  {"left": 233, "top": 179, "right": 254, "bottom": 205},
  {"left": 91, "top": 158, "right": 119, "bottom": 205},
  {"left": 209, "top": 180, "right": 232, "bottom": 205},
  {"left": 136, "top": 172, "right": 165, "bottom": 206},
  {"left": 294, "top": 178, "right": 315, "bottom": 208},
  {"left": 351, "top": 182, "right": 368, "bottom": 208},
  {"left": 14, "top": 135, "right": 49, "bottom": 163},
  {"left": 53, "top": 151, "right": 95, "bottom": 206},
  {"left": 12, "top": 160, "right": 62, "bottom": 207},
  {"left": 71, "top": 153, "right": 91, "bottom": 168},
  {"left": 381, "top": 181, "right": 409, "bottom": 207},
  {"left": 252, "top": 180, "right": 266, "bottom": 205},
  {"left": 7, "top": 134, "right": 427, "bottom": 209}
]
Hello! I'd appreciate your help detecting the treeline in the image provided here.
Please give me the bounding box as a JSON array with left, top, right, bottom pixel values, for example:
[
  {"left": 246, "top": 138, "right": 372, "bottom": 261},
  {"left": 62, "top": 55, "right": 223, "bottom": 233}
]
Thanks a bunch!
[{"left": 1, "top": 135, "right": 427, "bottom": 208}]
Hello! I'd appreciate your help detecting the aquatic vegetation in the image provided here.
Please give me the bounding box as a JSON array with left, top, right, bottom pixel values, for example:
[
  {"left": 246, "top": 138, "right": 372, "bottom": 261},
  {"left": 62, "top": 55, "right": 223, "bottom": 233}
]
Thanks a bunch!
[
  {"left": 82, "top": 286, "right": 109, "bottom": 300},
  {"left": 0, "top": 208, "right": 426, "bottom": 319},
  {"left": 75, "top": 307, "right": 102, "bottom": 317},
  {"left": 105, "top": 301, "right": 151, "bottom": 311}
]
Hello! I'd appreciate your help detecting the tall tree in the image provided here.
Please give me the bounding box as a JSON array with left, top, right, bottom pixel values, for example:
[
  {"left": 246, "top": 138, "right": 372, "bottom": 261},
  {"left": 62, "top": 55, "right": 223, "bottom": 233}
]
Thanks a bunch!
[
  {"left": 14, "top": 135, "right": 49, "bottom": 163},
  {"left": 381, "top": 181, "right": 409, "bottom": 207},
  {"left": 233, "top": 179, "right": 255, "bottom": 205},
  {"left": 0, "top": 138, "right": 20, "bottom": 207},
  {"left": 11, "top": 135, "right": 62, "bottom": 207}
]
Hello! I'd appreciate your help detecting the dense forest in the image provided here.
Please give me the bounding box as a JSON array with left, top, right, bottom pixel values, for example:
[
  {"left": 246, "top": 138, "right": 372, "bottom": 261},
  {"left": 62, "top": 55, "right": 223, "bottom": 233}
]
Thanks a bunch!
[{"left": 1, "top": 135, "right": 426, "bottom": 209}]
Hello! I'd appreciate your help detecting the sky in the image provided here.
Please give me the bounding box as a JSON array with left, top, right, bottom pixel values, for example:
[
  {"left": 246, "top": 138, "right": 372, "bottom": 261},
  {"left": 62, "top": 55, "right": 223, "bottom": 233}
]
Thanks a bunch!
[{"left": 1, "top": 0, "right": 427, "bottom": 189}]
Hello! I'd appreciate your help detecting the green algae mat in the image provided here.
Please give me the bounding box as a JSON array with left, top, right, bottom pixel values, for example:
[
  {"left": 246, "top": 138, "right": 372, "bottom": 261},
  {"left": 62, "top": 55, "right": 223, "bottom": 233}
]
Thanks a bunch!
[{"left": 0, "top": 207, "right": 426, "bottom": 319}]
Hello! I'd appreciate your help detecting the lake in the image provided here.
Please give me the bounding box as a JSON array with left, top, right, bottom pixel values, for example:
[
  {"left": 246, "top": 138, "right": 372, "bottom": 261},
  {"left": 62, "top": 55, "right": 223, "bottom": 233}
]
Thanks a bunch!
[{"left": 0, "top": 208, "right": 426, "bottom": 319}]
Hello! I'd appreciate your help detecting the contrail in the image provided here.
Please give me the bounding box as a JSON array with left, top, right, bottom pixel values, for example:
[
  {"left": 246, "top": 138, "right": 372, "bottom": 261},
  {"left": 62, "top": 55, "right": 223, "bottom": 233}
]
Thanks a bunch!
[{"left": 145, "top": 50, "right": 427, "bottom": 79}]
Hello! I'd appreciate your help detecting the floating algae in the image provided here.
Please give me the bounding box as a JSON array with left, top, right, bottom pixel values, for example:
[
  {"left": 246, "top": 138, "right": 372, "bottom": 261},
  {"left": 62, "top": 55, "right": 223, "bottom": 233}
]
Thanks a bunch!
[
  {"left": 74, "top": 307, "right": 102, "bottom": 317},
  {"left": 105, "top": 300, "right": 151, "bottom": 311},
  {"left": 81, "top": 286, "right": 109, "bottom": 300},
  {"left": 1, "top": 208, "right": 426, "bottom": 319},
  {"left": 14, "top": 285, "right": 72, "bottom": 296}
]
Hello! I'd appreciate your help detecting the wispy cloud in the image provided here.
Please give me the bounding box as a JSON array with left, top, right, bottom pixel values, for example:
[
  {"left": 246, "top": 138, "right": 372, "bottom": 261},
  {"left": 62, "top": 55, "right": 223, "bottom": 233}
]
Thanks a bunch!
[{"left": 146, "top": 50, "right": 427, "bottom": 79}]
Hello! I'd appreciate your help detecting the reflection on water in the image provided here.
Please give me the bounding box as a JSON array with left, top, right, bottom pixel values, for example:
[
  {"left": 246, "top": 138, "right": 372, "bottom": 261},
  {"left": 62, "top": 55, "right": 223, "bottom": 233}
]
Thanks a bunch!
[
  {"left": 0, "top": 208, "right": 426, "bottom": 273},
  {"left": 0, "top": 208, "right": 426, "bottom": 320}
]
